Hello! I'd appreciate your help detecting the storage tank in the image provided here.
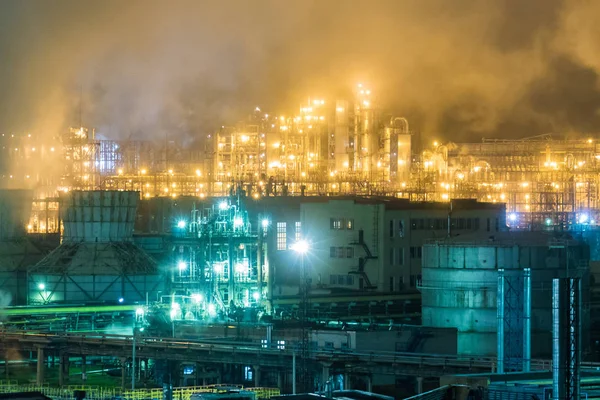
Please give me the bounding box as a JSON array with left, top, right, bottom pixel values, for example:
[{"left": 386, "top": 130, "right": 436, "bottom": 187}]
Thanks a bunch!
[
  {"left": 28, "top": 191, "right": 164, "bottom": 304},
  {"left": 420, "top": 232, "right": 589, "bottom": 357}
]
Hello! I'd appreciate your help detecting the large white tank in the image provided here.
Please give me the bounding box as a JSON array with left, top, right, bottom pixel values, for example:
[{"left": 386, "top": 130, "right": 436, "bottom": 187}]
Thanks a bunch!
[{"left": 420, "top": 232, "right": 589, "bottom": 356}]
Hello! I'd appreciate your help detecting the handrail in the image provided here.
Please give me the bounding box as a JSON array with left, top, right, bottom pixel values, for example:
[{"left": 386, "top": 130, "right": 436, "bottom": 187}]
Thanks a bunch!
[{"left": 0, "top": 331, "right": 579, "bottom": 372}]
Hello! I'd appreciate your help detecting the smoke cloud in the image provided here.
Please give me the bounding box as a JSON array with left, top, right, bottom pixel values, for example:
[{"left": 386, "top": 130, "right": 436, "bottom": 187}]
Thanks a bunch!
[{"left": 1, "top": 0, "right": 600, "bottom": 143}]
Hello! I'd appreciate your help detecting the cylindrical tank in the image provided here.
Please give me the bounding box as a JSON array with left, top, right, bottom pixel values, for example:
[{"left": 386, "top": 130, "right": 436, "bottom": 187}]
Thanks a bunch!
[
  {"left": 60, "top": 191, "right": 138, "bottom": 242},
  {"left": 0, "top": 190, "right": 32, "bottom": 240},
  {"left": 420, "top": 233, "right": 589, "bottom": 356}
]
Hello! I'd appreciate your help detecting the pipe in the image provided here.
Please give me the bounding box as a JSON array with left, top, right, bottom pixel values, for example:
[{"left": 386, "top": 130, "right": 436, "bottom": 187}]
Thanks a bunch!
[
  {"left": 523, "top": 267, "right": 531, "bottom": 372},
  {"left": 497, "top": 268, "right": 504, "bottom": 374},
  {"left": 292, "top": 352, "right": 297, "bottom": 394},
  {"left": 552, "top": 278, "right": 561, "bottom": 400}
]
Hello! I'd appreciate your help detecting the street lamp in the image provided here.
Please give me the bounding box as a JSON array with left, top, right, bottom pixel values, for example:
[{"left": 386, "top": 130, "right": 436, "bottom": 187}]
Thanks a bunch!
[{"left": 291, "top": 239, "right": 309, "bottom": 394}]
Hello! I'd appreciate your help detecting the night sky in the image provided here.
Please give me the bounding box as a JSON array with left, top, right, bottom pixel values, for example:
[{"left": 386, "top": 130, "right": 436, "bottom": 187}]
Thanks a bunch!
[{"left": 1, "top": 0, "right": 600, "bottom": 143}]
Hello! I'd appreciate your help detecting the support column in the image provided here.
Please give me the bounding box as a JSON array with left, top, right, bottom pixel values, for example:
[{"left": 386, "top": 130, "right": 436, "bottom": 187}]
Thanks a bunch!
[
  {"left": 343, "top": 373, "right": 350, "bottom": 390},
  {"left": 366, "top": 375, "right": 372, "bottom": 393},
  {"left": 4, "top": 352, "right": 8, "bottom": 379},
  {"left": 121, "top": 358, "right": 127, "bottom": 390},
  {"left": 277, "top": 371, "right": 283, "bottom": 390},
  {"left": 81, "top": 355, "right": 87, "bottom": 382},
  {"left": 36, "top": 347, "right": 44, "bottom": 385},
  {"left": 321, "top": 364, "right": 329, "bottom": 388},
  {"left": 59, "top": 353, "right": 69, "bottom": 386},
  {"left": 292, "top": 353, "right": 297, "bottom": 394},
  {"left": 416, "top": 377, "right": 423, "bottom": 394},
  {"left": 254, "top": 365, "right": 261, "bottom": 387}
]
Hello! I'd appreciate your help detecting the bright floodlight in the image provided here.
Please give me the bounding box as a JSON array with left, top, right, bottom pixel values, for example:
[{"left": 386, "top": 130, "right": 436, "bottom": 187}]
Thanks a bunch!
[
  {"left": 135, "top": 307, "right": 145, "bottom": 317},
  {"left": 508, "top": 213, "right": 517, "bottom": 222},
  {"left": 546, "top": 218, "right": 552, "bottom": 226},
  {"left": 252, "top": 291, "right": 260, "bottom": 301},
  {"left": 118, "top": 297, "right": 124, "bottom": 303},
  {"left": 178, "top": 261, "right": 187, "bottom": 271},
  {"left": 261, "top": 219, "right": 270, "bottom": 228},
  {"left": 291, "top": 240, "right": 309, "bottom": 254},
  {"left": 219, "top": 201, "right": 228, "bottom": 210},
  {"left": 579, "top": 214, "right": 589, "bottom": 223},
  {"left": 233, "top": 217, "right": 244, "bottom": 227},
  {"left": 207, "top": 303, "right": 217, "bottom": 317},
  {"left": 191, "top": 293, "right": 203, "bottom": 303},
  {"left": 177, "top": 220, "right": 186, "bottom": 229},
  {"left": 38, "top": 283, "right": 45, "bottom": 290}
]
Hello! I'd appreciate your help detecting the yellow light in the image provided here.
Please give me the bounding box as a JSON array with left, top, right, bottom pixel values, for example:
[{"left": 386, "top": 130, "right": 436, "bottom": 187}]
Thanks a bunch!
[
  {"left": 168, "top": 169, "right": 173, "bottom": 174},
  {"left": 280, "top": 126, "right": 288, "bottom": 131},
  {"left": 164, "top": 188, "right": 169, "bottom": 193},
  {"left": 357, "top": 83, "right": 363, "bottom": 88},
  {"left": 473, "top": 166, "right": 481, "bottom": 172},
  {"left": 145, "top": 193, "right": 150, "bottom": 198},
  {"left": 50, "top": 147, "right": 55, "bottom": 152},
  {"left": 171, "top": 183, "right": 176, "bottom": 188},
  {"left": 433, "top": 141, "right": 438, "bottom": 147},
  {"left": 500, "top": 193, "right": 506, "bottom": 200},
  {"left": 273, "top": 142, "right": 280, "bottom": 148},
  {"left": 336, "top": 107, "right": 344, "bottom": 112},
  {"left": 240, "top": 135, "right": 249, "bottom": 142},
  {"left": 588, "top": 138, "right": 593, "bottom": 144},
  {"left": 343, "top": 161, "right": 349, "bottom": 168},
  {"left": 171, "top": 193, "right": 177, "bottom": 198},
  {"left": 196, "top": 169, "right": 201, "bottom": 176},
  {"left": 27, "top": 224, "right": 32, "bottom": 231},
  {"left": 145, "top": 183, "right": 150, "bottom": 188},
  {"left": 442, "top": 193, "right": 449, "bottom": 200},
  {"left": 199, "top": 193, "right": 206, "bottom": 198},
  {"left": 253, "top": 193, "right": 260, "bottom": 199},
  {"left": 301, "top": 172, "right": 306, "bottom": 177},
  {"left": 141, "top": 169, "right": 147, "bottom": 174},
  {"left": 457, "top": 173, "right": 465, "bottom": 180},
  {"left": 366, "top": 90, "right": 371, "bottom": 95},
  {"left": 280, "top": 116, "right": 285, "bottom": 121},
  {"left": 522, "top": 182, "right": 529, "bottom": 187},
  {"left": 525, "top": 194, "right": 530, "bottom": 200},
  {"left": 332, "top": 184, "right": 337, "bottom": 189},
  {"left": 363, "top": 100, "right": 370, "bottom": 107},
  {"left": 319, "top": 116, "right": 325, "bottom": 121},
  {"left": 118, "top": 169, "right": 123, "bottom": 175},
  {"left": 32, "top": 147, "right": 36, "bottom": 152}
]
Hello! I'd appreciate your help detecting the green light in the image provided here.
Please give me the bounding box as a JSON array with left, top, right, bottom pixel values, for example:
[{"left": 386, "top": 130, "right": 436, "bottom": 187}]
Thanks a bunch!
[{"left": 546, "top": 218, "right": 552, "bottom": 226}]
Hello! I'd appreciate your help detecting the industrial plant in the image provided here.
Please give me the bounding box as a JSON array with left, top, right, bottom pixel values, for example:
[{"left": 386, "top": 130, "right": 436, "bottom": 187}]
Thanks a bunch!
[{"left": 0, "top": 86, "right": 599, "bottom": 400}]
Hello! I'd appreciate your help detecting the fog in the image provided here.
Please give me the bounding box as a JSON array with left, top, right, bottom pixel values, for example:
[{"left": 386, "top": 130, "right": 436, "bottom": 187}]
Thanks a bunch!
[{"left": 1, "top": 0, "right": 600, "bottom": 143}]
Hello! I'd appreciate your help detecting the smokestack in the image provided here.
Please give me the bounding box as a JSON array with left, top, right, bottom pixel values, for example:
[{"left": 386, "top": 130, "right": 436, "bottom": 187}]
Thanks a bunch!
[{"left": 552, "top": 278, "right": 581, "bottom": 400}]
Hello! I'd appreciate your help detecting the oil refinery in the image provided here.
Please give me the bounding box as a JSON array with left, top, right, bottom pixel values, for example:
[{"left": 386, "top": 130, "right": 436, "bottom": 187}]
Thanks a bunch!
[{"left": 1, "top": 85, "right": 600, "bottom": 400}]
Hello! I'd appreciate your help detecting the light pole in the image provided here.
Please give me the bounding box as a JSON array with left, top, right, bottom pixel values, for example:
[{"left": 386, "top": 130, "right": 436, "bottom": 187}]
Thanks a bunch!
[{"left": 291, "top": 239, "right": 309, "bottom": 393}]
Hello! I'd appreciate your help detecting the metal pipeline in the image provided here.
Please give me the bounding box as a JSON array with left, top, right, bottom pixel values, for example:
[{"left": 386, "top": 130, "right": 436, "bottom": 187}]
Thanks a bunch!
[
  {"left": 552, "top": 278, "right": 561, "bottom": 400},
  {"left": 497, "top": 268, "right": 505, "bottom": 374},
  {"left": 523, "top": 268, "right": 531, "bottom": 372}
]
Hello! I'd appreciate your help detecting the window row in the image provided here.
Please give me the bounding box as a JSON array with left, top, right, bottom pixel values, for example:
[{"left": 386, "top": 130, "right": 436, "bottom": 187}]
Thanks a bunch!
[
  {"left": 409, "top": 217, "right": 480, "bottom": 231},
  {"left": 330, "top": 246, "right": 354, "bottom": 258},
  {"left": 330, "top": 274, "right": 355, "bottom": 285},
  {"left": 276, "top": 221, "right": 302, "bottom": 250},
  {"left": 330, "top": 218, "right": 354, "bottom": 230},
  {"left": 389, "top": 247, "right": 404, "bottom": 266}
]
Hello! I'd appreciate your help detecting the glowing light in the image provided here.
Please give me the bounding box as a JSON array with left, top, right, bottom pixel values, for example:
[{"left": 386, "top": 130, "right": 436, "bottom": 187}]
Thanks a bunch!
[
  {"left": 177, "top": 261, "right": 187, "bottom": 271},
  {"left": 508, "top": 213, "right": 517, "bottom": 222},
  {"left": 579, "top": 214, "right": 589, "bottom": 224},
  {"left": 253, "top": 193, "right": 260, "bottom": 199},
  {"left": 546, "top": 218, "right": 552, "bottom": 226},
  {"left": 457, "top": 173, "right": 465, "bottom": 180},
  {"left": 291, "top": 240, "right": 309, "bottom": 254},
  {"left": 336, "top": 107, "right": 344, "bottom": 112},
  {"left": 233, "top": 217, "right": 244, "bottom": 227},
  {"left": 118, "top": 169, "right": 123, "bottom": 175},
  {"left": 191, "top": 293, "right": 203, "bottom": 303},
  {"left": 273, "top": 142, "right": 280, "bottom": 148},
  {"left": 219, "top": 201, "right": 228, "bottom": 210},
  {"left": 240, "top": 135, "right": 249, "bottom": 142},
  {"left": 140, "top": 169, "right": 147, "bottom": 174},
  {"left": 433, "top": 141, "right": 439, "bottom": 147},
  {"left": 441, "top": 193, "right": 449, "bottom": 200},
  {"left": 207, "top": 303, "right": 217, "bottom": 317},
  {"left": 261, "top": 219, "right": 270, "bottom": 228},
  {"left": 38, "top": 283, "right": 45, "bottom": 290},
  {"left": 135, "top": 307, "right": 145, "bottom": 317},
  {"left": 252, "top": 292, "right": 260, "bottom": 301},
  {"left": 195, "top": 169, "right": 201, "bottom": 176},
  {"left": 177, "top": 220, "right": 186, "bottom": 229},
  {"left": 362, "top": 100, "right": 370, "bottom": 107},
  {"left": 118, "top": 297, "right": 124, "bottom": 303}
]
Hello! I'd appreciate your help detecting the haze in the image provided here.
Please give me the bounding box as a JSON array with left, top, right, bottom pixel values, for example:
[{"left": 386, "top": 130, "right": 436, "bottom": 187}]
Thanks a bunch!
[{"left": 1, "top": 0, "right": 600, "bottom": 143}]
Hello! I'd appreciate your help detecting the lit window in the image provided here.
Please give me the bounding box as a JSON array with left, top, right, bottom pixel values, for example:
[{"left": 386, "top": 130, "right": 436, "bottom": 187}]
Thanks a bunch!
[
  {"left": 277, "top": 222, "right": 287, "bottom": 250},
  {"left": 346, "top": 219, "right": 354, "bottom": 230},
  {"left": 330, "top": 218, "right": 342, "bottom": 230},
  {"left": 295, "top": 221, "right": 302, "bottom": 241}
]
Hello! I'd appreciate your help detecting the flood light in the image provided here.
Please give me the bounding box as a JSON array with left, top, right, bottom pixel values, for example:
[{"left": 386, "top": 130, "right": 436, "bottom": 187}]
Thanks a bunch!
[
  {"left": 38, "top": 283, "right": 45, "bottom": 291},
  {"left": 177, "top": 220, "right": 186, "bottom": 229},
  {"left": 178, "top": 261, "right": 187, "bottom": 271}
]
